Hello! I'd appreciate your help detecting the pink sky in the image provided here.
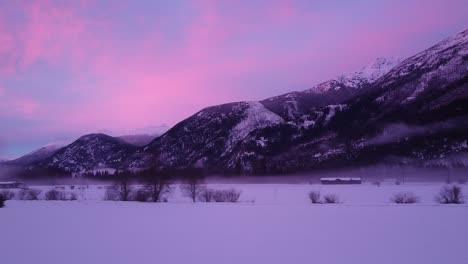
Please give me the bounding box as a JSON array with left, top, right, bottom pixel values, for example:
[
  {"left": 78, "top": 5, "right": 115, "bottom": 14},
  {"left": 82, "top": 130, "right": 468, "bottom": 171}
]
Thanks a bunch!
[{"left": 0, "top": 0, "right": 467, "bottom": 158}]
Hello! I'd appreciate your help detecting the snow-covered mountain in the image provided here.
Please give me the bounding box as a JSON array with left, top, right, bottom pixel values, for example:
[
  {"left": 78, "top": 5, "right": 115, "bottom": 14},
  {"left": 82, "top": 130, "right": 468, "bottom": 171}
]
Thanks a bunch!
[
  {"left": 32, "top": 134, "right": 137, "bottom": 173},
  {"left": 373, "top": 29, "right": 468, "bottom": 107},
  {"left": 19, "top": 28, "right": 468, "bottom": 176},
  {"left": 305, "top": 57, "right": 402, "bottom": 93},
  {"left": 8, "top": 144, "right": 64, "bottom": 166},
  {"left": 261, "top": 57, "right": 402, "bottom": 120},
  {"left": 298, "top": 28, "right": 468, "bottom": 169},
  {"left": 349, "top": 57, "right": 403, "bottom": 83},
  {"left": 126, "top": 101, "right": 285, "bottom": 170},
  {"left": 129, "top": 125, "right": 170, "bottom": 136},
  {"left": 118, "top": 134, "right": 159, "bottom": 146},
  {"left": 117, "top": 125, "right": 169, "bottom": 146}
]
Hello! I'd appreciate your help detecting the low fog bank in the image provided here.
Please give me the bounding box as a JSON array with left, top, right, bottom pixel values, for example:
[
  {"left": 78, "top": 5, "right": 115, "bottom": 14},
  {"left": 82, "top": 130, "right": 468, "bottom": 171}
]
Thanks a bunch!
[
  {"left": 366, "top": 118, "right": 468, "bottom": 146},
  {"left": 207, "top": 165, "right": 468, "bottom": 184},
  {"left": 0, "top": 164, "right": 22, "bottom": 181},
  {"left": 0, "top": 165, "right": 106, "bottom": 186},
  {"left": 7, "top": 177, "right": 111, "bottom": 187},
  {"left": 1, "top": 164, "right": 466, "bottom": 186}
]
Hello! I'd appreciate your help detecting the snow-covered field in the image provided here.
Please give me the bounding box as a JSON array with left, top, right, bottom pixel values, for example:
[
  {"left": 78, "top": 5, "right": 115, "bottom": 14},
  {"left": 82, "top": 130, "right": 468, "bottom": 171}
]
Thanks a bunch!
[{"left": 1, "top": 183, "right": 468, "bottom": 264}]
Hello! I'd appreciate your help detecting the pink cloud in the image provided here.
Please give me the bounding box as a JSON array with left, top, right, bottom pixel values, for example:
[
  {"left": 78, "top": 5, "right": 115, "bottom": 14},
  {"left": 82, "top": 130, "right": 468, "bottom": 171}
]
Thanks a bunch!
[
  {"left": 36, "top": 0, "right": 466, "bottom": 132},
  {"left": 1, "top": 0, "right": 467, "bottom": 147},
  {"left": 266, "top": 0, "right": 299, "bottom": 22},
  {"left": 0, "top": 0, "right": 105, "bottom": 74},
  {"left": 0, "top": 19, "right": 18, "bottom": 74},
  {"left": 0, "top": 86, "right": 40, "bottom": 118}
]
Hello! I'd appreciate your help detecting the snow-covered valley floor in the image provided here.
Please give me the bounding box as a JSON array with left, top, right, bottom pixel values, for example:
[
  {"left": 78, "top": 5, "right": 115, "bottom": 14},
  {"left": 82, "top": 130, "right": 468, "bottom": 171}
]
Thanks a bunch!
[{"left": 1, "top": 183, "right": 468, "bottom": 264}]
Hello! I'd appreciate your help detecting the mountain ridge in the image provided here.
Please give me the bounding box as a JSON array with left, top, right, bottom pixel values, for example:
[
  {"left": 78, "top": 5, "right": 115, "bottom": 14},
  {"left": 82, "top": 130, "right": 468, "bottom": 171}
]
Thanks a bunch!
[{"left": 15, "top": 28, "right": 468, "bottom": 176}]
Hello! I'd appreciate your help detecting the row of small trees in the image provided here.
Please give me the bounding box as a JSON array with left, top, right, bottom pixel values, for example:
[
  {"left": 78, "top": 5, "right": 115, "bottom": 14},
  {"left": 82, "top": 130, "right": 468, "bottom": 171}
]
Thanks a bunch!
[
  {"left": 0, "top": 189, "right": 78, "bottom": 202},
  {"left": 390, "top": 185, "right": 464, "bottom": 204},
  {"left": 1, "top": 189, "right": 41, "bottom": 201},
  {"left": 105, "top": 171, "right": 172, "bottom": 202},
  {"left": 180, "top": 176, "right": 240, "bottom": 203},
  {"left": 104, "top": 172, "right": 241, "bottom": 203},
  {"left": 307, "top": 185, "right": 465, "bottom": 204},
  {"left": 44, "top": 189, "right": 78, "bottom": 201},
  {"left": 308, "top": 191, "right": 340, "bottom": 204}
]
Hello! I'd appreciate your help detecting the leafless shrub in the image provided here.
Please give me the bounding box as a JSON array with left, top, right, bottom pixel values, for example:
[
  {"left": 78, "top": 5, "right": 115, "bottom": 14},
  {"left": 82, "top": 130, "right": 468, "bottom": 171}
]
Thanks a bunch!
[
  {"left": 391, "top": 192, "right": 419, "bottom": 204},
  {"left": 113, "top": 171, "right": 133, "bottom": 201},
  {"left": 0, "top": 194, "right": 5, "bottom": 208},
  {"left": 308, "top": 191, "right": 321, "bottom": 204},
  {"left": 132, "top": 188, "right": 151, "bottom": 202},
  {"left": 68, "top": 192, "right": 78, "bottom": 201},
  {"left": 199, "top": 188, "right": 215, "bottom": 202},
  {"left": 0, "top": 190, "right": 15, "bottom": 200},
  {"left": 104, "top": 187, "right": 120, "bottom": 201},
  {"left": 45, "top": 189, "right": 67, "bottom": 200},
  {"left": 17, "top": 189, "right": 41, "bottom": 200},
  {"left": 212, "top": 189, "right": 241, "bottom": 203},
  {"left": 435, "top": 185, "right": 464, "bottom": 204},
  {"left": 142, "top": 173, "right": 172, "bottom": 203},
  {"left": 180, "top": 176, "right": 205, "bottom": 203},
  {"left": 223, "top": 189, "right": 241, "bottom": 203},
  {"left": 212, "top": 190, "right": 224, "bottom": 202},
  {"left": 102, "top": 171, "right": 138, "bottom": 201},
  {"left": 323, "top": 194, "right": 339, "bottom": 204}
]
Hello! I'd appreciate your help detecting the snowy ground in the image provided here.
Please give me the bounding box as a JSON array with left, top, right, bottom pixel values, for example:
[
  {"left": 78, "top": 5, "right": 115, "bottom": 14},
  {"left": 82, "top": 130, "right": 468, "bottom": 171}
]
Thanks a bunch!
[{"left": 1, "top": 183, "right": 468, "bottom": 264}]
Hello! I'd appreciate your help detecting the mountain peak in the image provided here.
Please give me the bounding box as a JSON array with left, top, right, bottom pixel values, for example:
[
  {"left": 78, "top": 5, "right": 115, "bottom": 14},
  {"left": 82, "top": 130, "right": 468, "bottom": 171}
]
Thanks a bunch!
[
  {"left": 9, "top": 144, "right": 64, "bottom": 166},
  {"left": 304, "top": 57, "right": 402, "bottom": 94},
  {"left": 352, "top": 56, "right": 403, "bottom": 82},
  {"left": 77, "top": 133, "right": 116, "bottom": 142},
  {"left": 372, "top": 28, "right": 468, "bottom": 105}
]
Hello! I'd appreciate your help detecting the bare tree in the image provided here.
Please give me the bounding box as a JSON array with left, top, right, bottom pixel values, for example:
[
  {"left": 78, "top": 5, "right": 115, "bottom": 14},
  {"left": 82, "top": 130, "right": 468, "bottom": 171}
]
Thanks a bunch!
[
  {"left": 0, "top": 190, "right": 15, "bottom": 200},
  {"left": 391, "top": 192, "right": 419, "bottom": 204},
  {"left": 142, "top": 170, "right": 172, "bottom": 202},
  {"left": 104, "top": 187, "right": 119, "bottom": 201},
  {"left": 68, "top": 192, "right": 78, "bottom": 201},
  {"left": 18, "top": 189, "right": 41, "bottom": 200},
  {"left": 308, "top": 191, "right": 321, "bottom": 204},
  {"left": 180, "top": 175, "right": 205, "bottom": 203},
  {"left": 0, "top": 193, "right": 5, "bottom": 208},
  {"left": 132, "top": 188, "right": 151, "bottom": 202},
  {"left": 200, "top": 188, "right": 215, "bottom": 202},
  {"left": 212, "top": 189, "right": 241, "bottom": 203},
  {"left": 106, "top": 170, "right": 133, "bottom": 201},
  {"left": 323, "top": 194, "right": 339, "bottom": 204},
  {"left": 45, "top": 189, "right": 67, "bottom": 200},
  {"left": 435, "top": 185, "right": 464, "bottom": 204}
]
